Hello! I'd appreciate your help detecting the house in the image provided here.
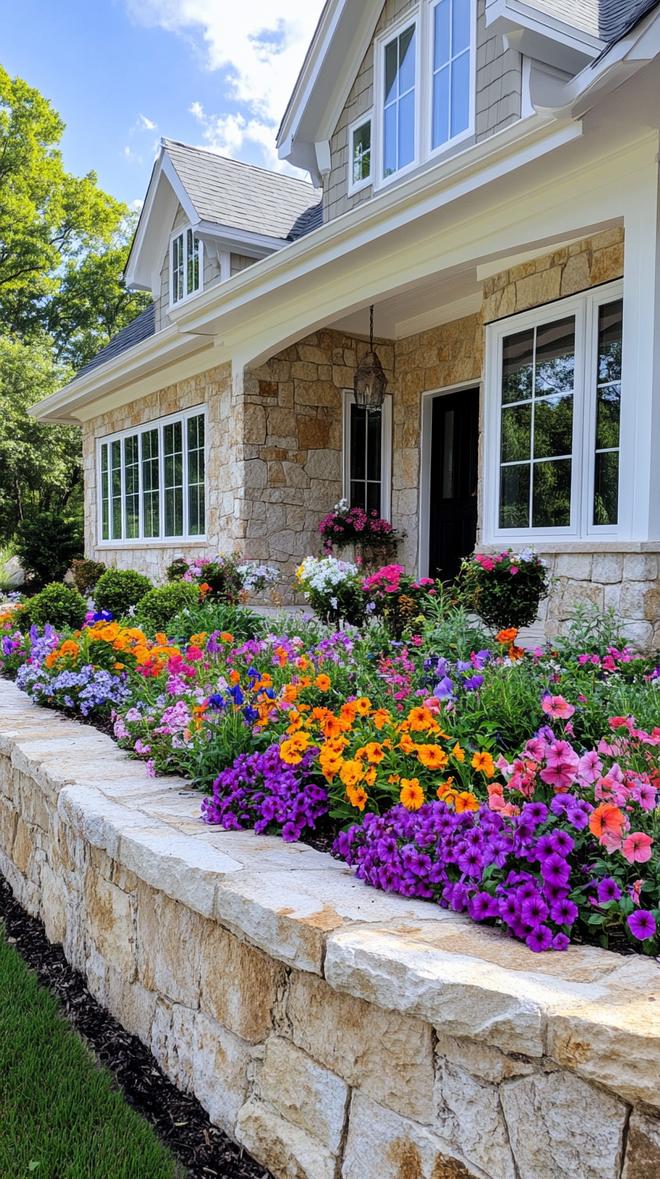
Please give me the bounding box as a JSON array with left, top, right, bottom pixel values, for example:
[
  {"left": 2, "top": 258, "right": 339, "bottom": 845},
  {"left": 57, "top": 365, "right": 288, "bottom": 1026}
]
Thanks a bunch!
[{"left": 34, "top": 0, "right": 660, "bottom": 646}]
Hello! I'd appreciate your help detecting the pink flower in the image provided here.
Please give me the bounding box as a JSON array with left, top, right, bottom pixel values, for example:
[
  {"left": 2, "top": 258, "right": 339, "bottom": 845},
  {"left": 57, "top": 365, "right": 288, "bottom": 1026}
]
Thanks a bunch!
[
  {"left": 475, "top": 555, "right": 495, "bottom": 572},
  {"left": 622, "top": 833, "right": 653, "bottom": 864},
  {"left": 542, "top": 695, "right": 575, "bottom": 720},
  {"left": 509, "top": 566, "right": 519, "bottom": 575},
  {"left": 145, "top": 759, "right": 156, "bottom": 778},
  {"left": 577, "top": 751, "right": 602, "bottom": 785}
]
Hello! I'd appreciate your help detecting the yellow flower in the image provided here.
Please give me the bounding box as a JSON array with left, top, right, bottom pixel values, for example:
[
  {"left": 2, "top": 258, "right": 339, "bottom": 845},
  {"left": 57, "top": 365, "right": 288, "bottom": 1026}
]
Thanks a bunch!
[
  {"left": 280, "top": 738, "right": 304, "bottom": 765},
  {"left": 364, "top": 742, "right": 385, "bottom": 764},
  {"left": 400, "top": 778, "right": 425, "bottom": 811},
  {"left": 353, "top": 696, "right": 372, "bottom": 716},
  {"left": 452, "top": 742, "right": 465, "bottom": 763},
  {"left": 340, "top": 759, "right": 364, "bottom": 789},
  {"left": 472, "top": 751, "right": 495, "bottom": 778},
  {"left": 364, "top": 766, "right": 377, "bottom": 787},
  {"left": 417, "top": 744, "right": 448, "bottom": 770},
  {"left": 346, "top": 785, "right": 368, "bottom": 811}
]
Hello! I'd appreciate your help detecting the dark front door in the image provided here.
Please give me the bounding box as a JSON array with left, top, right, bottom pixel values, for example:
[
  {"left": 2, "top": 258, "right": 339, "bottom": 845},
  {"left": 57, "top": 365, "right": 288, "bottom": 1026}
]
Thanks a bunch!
[{"left": 428, "top": 387, "right": 479, "bottom": 581}]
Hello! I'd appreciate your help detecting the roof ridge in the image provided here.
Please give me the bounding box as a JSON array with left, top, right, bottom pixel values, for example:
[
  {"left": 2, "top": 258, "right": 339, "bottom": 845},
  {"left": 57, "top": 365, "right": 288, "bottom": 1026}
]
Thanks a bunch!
[{"left": 161, "top": 137, "right": 320, "bottom": 191}]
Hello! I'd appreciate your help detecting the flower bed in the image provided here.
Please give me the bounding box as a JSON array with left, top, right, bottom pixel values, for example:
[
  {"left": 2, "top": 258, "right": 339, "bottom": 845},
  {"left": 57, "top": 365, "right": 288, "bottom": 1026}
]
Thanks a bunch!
[{"left": 1, "top": 562, "right": 658, "bottom": 958}]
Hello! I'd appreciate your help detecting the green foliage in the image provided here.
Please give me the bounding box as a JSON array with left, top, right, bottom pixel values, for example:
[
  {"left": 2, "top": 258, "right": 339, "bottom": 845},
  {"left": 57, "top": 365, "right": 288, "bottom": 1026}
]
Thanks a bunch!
[
  {"left": 0, "top": 67, "right": 149, "bottom": 544},
  {"left": 457, "top": 551, "right": 549, "bottom": 631},
  {"left": 419, "top": 595, "right": 491, "bottom": 661},
  {"left": 553, "top": 604, "right": 625, "bottom": 659},
  {"left": 21, "top": 583, "right": 87, "bottom": 631},
  {"left": 15, "top": 510, "right": 82, "bottom": 587},
  {"left": 135, "top": 583, "right": 200, "bottom": 635},
  {"left": 168, "top": 601, "right": 266, "bottom": 644},
  {"left": 71, "top": 557, "right": 106, "bottom": 595},
  {"left": 94, "top": 569, "right": 152, "bottom": 617},
  {"left": 0, "top": 934, "right": 179, "bottom": 1178}
]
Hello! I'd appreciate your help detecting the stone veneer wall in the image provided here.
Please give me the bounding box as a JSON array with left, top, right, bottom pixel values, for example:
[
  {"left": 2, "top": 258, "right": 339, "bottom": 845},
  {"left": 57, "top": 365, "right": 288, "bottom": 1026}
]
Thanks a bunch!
[
  {"left": 0, "top": 678, "right": 658, "bottom": 1179},
  {"left": 82, "top": 361, "right": 241, "bottom": 582}
]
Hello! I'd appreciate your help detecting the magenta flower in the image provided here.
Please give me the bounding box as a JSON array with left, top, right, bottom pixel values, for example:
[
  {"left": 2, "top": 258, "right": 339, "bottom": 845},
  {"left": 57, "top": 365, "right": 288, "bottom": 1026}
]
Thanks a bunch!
[{"left": 627, "top": 910, "right": 657, "bottom": 941}]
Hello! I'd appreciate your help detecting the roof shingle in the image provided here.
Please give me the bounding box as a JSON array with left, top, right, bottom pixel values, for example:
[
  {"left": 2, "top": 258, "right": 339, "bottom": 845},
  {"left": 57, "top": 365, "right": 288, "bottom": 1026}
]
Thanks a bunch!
[
  {"left": 76, "top": 303, "right": 156, "bottom": 378},
  {"left": 163, "top": 139, "right": 322, "bottom": 241}
]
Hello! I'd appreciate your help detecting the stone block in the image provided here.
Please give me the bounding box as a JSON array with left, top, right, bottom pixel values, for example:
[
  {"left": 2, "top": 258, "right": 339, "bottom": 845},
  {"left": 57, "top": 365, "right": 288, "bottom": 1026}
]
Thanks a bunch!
[
  {"left": 235, "top": 1098, "right": 337, "bottom": 1179},
  {"left": 136, "top": 883, "right": 206, "bottom": 1008},
  {"left": 622, "top": 1111, "right": 660, "bottom": 1179},
  {"left": 500, "top": 1072, "right": 628, "bottom": 1179},
  {"left": 434, "top": 1060, "right": 516, "bottom": 1178},
  {"left": 287, "top": 973, "right": 435, "bottom": 1123},
  {"left": 342, "top": 1093, "right": 480, "bottom": 1179},
  {"left": 434, "top": 1033, "right": 535, "bottom": 1085},
  {"left": 555, "top": 554, "right": 593, "bottom": 580},
  {"left": 591, "top": 553, "right": 623, "bottom": 584},
  {"left": 151, "top": 999, "right": 195, "bottom": 1092},
  {"left": 244, "top": 403, "right": 266, "bottom": 445},
  {"left": 84, "top": 870, "right": 136, "bottom": 980},
  {"left": 259, "top": 1036, "right": 349, "bottom": 1155},
  {"left": 623, "top": 553, "right": 658, "bottom": 581},
  {"left": 191, "top": 1012, "right": 253, "bottom": 1134},
  {"left": 199, "top": 923, "right": 283, "bottom": 1044}
]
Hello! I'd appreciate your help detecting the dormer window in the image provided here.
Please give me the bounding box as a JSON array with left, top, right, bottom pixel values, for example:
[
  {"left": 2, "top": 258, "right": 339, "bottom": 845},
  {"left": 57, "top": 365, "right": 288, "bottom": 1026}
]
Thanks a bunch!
[
  {"left": 374, "top": 2, "right": 475, "bottom": 188},
  {"left": 171, "top": 227, "right": 203, "bottom": 304}
]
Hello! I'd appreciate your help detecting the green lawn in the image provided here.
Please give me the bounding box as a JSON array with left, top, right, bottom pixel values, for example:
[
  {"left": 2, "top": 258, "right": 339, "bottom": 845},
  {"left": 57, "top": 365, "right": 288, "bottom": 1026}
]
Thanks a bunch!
[{"left": 0, "top": 934, "right": 181, "bottom": 1179}]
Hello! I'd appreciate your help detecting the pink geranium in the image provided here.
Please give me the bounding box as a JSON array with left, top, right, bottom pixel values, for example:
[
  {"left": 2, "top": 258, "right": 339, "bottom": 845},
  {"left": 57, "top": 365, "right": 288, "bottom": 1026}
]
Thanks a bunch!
[{"left": 542, "top": 694, "right": 575, "bottom": 720}]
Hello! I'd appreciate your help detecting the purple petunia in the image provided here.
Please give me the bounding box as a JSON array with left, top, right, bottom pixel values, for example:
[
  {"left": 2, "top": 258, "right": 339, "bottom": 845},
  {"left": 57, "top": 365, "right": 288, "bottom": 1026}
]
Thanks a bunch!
[
  {"left": 627, "top": 910, "right": 657, "bottom": 941},
  {"left": 596, "top": 877, "right": 622, "bottom": 904}
]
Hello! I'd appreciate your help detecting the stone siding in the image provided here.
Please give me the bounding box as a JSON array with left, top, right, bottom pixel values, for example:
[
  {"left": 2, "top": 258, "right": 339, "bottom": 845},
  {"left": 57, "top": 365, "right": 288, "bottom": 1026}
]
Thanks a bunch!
[
  {"left": 325, "top": 0, "right": 521, "bottom": 223},
  {"left": 0, "top": 679, "right": 658, "bottom": 1179},
  {"left": 81, "top": 361, "right": 237, "bottom": 582}
]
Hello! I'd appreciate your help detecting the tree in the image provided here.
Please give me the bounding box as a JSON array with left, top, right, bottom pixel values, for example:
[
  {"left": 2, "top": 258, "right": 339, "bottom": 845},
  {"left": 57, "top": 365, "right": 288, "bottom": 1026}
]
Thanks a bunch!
[{"left": 0, "top": 67, "right": 150, "bottom": 543}]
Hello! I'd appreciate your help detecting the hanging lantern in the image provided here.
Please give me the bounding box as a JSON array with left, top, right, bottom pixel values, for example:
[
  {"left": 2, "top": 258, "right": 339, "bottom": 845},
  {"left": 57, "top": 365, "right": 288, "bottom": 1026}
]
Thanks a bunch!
[{"left": 354, "top": 304, "right": 388, "bottom": 411}]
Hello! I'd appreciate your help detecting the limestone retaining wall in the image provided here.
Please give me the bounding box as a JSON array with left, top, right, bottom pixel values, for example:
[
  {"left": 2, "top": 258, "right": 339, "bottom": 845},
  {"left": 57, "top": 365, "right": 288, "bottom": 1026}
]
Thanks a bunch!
[{"left": 0, "top": 679, "right": 658, "bottom": 1179}]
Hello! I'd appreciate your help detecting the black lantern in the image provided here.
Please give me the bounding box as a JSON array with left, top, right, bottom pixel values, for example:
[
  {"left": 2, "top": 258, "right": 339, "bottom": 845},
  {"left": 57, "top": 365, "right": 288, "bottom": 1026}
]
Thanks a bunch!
[{"left": 354, "top": 305, "right": 388, "bottom": 410}]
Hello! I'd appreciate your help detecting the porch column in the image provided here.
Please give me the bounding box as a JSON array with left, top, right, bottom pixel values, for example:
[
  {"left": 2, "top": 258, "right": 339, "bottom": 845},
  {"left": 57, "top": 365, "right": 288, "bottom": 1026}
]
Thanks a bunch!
[{"left": 621, "top": 148, "right": 660, "bottom": 542}]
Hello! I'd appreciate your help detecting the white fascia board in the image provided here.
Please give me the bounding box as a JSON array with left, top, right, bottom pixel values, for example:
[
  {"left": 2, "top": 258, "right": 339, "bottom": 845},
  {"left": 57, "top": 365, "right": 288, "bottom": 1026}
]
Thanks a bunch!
[
  {"left": 124, "top": 151, "right": 198, "bottom": 293},
  {"left": 124, "top": 147, "right": 166, "bottom": 289},
  {"left": 30, "top": 327, "right": 208, "bottom": 425},
  {"left": 278, "top": 0, "right": 348, "bottom": 149},
  {"left": 194, "top": 221, "right": 287, "bottom": 256},
  {"left": 175, "top": 115, "right": 582, "bottom": 335},
  {"left": 485, "top": 0, "right": 604, "bottom": 57}
]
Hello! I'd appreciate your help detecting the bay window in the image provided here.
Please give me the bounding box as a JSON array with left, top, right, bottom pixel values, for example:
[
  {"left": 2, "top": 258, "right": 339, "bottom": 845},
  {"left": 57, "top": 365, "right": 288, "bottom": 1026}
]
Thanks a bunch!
[
  {"left": 171, "top": 227, "right": 202, "bottom": 304},
  {"left": 98, "top": 408, "right": 206, "bottom": 544},
  {"left": 485, "top": 283, "right": 624, "bottom": 541}
]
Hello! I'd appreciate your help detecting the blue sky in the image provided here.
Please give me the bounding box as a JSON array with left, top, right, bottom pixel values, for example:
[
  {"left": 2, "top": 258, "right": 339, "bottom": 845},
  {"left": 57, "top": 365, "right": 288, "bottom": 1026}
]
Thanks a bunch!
[{"left": 2, "top": 0, "right": 324, "bottom": 208}]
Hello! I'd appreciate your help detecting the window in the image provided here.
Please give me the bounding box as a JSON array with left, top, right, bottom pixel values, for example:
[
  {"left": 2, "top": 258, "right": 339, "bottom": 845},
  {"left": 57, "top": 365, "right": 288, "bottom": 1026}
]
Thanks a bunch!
[
  {"left": 382, "top": 22, "right": 417, "bottom": 179},
  {"left": 348, "top": 114, "right": 373, "bottom": 193},
  {"left": 431, "top": 0, "right": 472, "bottom": 151},
  {"left": 485, "top": 283, "right": 624, "bottom": 540},
  {"left": 343, "top": 392, "right": 392, "bottom": 518},
  {"left": 170, "top": 227, "right": 203, "bottom": 304},
  {"left": 98, "top": 408, "right": 206, "bottom": 544}
]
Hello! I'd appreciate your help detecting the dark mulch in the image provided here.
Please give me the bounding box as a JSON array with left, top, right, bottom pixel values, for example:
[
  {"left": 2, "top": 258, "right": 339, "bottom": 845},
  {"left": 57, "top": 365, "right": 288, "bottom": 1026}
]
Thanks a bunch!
[{"left": 0, "top": 876, "right": 272, "bottom": 1179}]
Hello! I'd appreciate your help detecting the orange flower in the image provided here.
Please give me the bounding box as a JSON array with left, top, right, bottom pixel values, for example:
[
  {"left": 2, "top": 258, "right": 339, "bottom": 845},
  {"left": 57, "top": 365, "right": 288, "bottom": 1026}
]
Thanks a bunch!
[
  {"left": 364, "top": 766, "right": 377, "bottom": 787},
  {"left": 346, "top": 785, "right": 368, "bottom": 811},
  {"left": 400, "top": 778, "right": 425, "bottom": 810},
  {"left": 417, "top": 744, "right": 448, "bottom": 770},
  {"left": 340, "top": 759, "right": 364, "bottom": 789},
  {"left": 354, "top": 696, "right": 372, "bottom": 716},
  {"left": 364, "top": 742, "right": 385, "bottom": 765},
  {"left": 452, "top": 742, "right": 465, "bottom": 763},
  {"left": 454, "top": 791, "right": 480, "bottom": 813},
  {"left": 399, "top": 733, "right": 417, "bottom": 755},
  {"left": 496, "top": 628, "right": 519, "bottom": 645},
  {"left": 589, "top": 803, "right": 626, "bottom": 840},
  {"left": 471, "top": 751, "right": 495, "bottom": 778},
  {"left": 322, "top": 714, "right": 343, "bottom": 739},
  {"left": 315, "top": 674, "right": 331, "bottom": 691},
  {"left": 371, "top": 708, "right": 391, "bottom": 731},
  {"left": 408, "top": 706, "right": 434, "bottom": 732},
  {"left": 198, "top": 582, "right": 212, "bottom": 599}
]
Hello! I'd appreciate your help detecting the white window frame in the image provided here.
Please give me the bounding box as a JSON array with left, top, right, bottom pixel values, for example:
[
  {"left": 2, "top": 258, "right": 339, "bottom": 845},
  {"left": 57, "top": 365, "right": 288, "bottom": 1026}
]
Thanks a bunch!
[
  {"left": 347, "top": 110, "right": 374, "bottom": 195},
  {"left": 342, "top": 391, "right": 393, "bottom": 520},
  {"left": 169, "top": 225, "right": 204, "bottom": 307},
  {"left": 374, "top": 11, "right": 422, "bottom": 188},
  {"left": 373, "top": 1, "right": 477, "bottom": 191},
  {"left": 483, "top": 280, "right": 625, "bottom": 544},
  {"left": 96, "top": 405, "right": 208, "bottom": 547},
  {"left": 427, "top": 0, "right": 476, "bottom": 161}
]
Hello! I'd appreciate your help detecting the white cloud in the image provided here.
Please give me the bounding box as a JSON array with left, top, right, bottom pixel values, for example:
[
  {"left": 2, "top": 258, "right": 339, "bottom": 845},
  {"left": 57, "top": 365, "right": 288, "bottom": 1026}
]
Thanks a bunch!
[
  {"left": 122, "top": 144, "right": 142, "bottom": 163},
  {"left": 124, "top": 0, "right": 325, "bottom": 170},
  {"left": 136, "top": 113, "right": 157, "bottom": 131}
]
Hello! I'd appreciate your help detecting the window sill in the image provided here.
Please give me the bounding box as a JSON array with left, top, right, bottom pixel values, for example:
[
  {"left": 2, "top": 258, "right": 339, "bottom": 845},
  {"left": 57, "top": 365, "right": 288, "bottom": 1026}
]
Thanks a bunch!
[
  {"left": 96, "top": 538, "right": 209, "bottom": 550},
  {"left": 479, "top": 540, "right": 660, "bottom": 554}
]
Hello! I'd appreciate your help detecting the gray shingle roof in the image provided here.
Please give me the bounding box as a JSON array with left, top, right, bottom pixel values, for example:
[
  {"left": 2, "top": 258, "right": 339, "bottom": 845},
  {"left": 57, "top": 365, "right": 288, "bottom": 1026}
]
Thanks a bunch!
[
  {"left": 76, "top": 303, "right": 156, "bottom": 378},
  {"left": 163, "top": 139, "right": 322, "bottom": 241}
]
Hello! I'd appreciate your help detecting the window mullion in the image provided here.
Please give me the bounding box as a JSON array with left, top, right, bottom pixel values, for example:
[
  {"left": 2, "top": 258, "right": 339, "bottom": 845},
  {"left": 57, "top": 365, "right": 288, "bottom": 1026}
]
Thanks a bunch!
[{"left": 183, "top": 412, "right": 189, "bottom": 540}]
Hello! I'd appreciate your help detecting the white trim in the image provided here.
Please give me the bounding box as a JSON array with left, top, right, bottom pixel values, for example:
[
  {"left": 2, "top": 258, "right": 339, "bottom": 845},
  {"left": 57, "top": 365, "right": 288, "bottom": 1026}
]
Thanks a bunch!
[
  {"left": 96, "top": 405, "right": 208, "bottom": 547},
  {"left": 347, "top": 110, "right": 374, "bottom": 195},
  {"left": 169, "top": 225, "right": 204, "bottom": 308},
  {"left": 483, "top": 280, "right": 624, "bottom": 545},
  {"left": 342, "top": 390, "right": 392, "bottom": 520},
  {"left": 419, "top": 379, "right": 481, "bottom": 578}
]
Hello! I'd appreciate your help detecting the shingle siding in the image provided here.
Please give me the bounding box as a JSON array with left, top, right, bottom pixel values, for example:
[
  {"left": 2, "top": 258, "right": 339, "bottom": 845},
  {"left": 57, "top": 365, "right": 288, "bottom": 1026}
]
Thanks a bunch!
[{"left": 324, "top": 0, "right": 521, "bottom": 224}]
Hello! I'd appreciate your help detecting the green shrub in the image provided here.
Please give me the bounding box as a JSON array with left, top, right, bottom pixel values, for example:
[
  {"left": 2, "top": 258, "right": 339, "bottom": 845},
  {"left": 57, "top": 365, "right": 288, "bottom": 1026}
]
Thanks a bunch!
[
  {"left": 15, "top": 513, "right": 82, "bottom": 588},
  {"left": 94, "top": 569, "right": 152, "bottom": 617},
  {"left": 168, "top": 601, "right": 264, "bottom": 644},
  {"left": 21, "top": 583, "right": 87, "bottom": 631},
  {"left": 71, "top": 558, "right": 106, "bottom": 596},
  {"left": 135, "top": 583, "right": 199, "bottom": 634}
]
